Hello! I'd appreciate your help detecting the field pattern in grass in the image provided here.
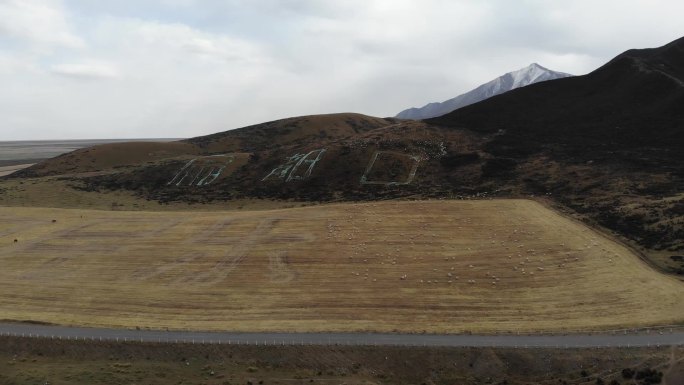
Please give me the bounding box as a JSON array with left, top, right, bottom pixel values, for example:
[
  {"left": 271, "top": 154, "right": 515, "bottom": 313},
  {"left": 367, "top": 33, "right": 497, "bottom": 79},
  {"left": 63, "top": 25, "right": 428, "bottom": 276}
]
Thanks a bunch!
[{"left": 0, "top": 200, "right": 681, "bottom": 333}]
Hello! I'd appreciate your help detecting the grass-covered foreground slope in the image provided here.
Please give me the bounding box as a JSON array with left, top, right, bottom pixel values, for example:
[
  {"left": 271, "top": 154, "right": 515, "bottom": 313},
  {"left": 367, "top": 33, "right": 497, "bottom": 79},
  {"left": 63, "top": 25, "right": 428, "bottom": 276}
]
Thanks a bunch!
[
  {"left": 1, "top": 200, "right": 681, "bottom": 333},
  {"left": 1, "top": 336, "right": 681, "bottom": 385}
]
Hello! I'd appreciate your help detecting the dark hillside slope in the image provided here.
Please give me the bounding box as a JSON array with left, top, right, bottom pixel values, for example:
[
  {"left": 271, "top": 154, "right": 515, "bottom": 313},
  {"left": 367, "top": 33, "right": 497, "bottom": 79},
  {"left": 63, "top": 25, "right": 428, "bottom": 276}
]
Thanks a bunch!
[
  {"left": 429, "top": 36, "right": 684, "bottom": 153},
  {"left": 185, "top": 113, "right": 395, "bottom": 153},
  {"left": 16, "top": 113, "right": 395, "bottom": 178},
  {"left": 427, "top": 36, "right": 684, "bottom": 273}
]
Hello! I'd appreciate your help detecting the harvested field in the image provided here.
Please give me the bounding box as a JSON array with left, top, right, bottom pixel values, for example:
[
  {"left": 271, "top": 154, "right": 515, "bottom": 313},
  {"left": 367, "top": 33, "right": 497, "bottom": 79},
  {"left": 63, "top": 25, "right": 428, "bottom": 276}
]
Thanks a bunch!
[{"left": 0, "top": 200, "right": 681, "bottom": 333}]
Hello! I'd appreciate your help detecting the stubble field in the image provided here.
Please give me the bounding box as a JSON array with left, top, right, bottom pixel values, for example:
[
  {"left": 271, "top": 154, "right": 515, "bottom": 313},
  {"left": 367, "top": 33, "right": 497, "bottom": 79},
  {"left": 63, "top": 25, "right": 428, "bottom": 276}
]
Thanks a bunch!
[{"left": 0, "top": 199, "right": 681, "bottom": 333}]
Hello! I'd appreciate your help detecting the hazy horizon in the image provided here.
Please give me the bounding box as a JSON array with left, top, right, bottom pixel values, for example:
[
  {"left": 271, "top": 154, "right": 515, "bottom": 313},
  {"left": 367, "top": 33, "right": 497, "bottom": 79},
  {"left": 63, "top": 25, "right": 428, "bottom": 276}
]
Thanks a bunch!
[
  {"left": 0, "top": 138, "right": 184, "bottom": 143},
  {"left": 0, "top": 138, "right": 183, "bottom": 165}
]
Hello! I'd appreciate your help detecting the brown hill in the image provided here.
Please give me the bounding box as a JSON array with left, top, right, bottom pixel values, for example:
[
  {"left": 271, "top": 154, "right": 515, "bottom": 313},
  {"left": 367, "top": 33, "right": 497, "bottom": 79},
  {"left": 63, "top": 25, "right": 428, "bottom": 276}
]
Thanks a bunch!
[
  {"left": 21, "top": 141, "right": 200, "bottom": 177},
  {"left": 18, "top": 113, "right": 394, "bottom": 178},
  {"left": 185, "top": 112, "right": 396, "bottom": 152},
  {"left": 3, "top": 38, "right": 683, "bottom": 275}
]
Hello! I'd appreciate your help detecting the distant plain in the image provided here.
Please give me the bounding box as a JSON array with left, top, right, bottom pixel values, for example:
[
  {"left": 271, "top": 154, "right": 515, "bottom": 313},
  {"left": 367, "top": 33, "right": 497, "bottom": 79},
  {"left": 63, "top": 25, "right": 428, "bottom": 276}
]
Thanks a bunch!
[{"left": 0, "top": 139, "right": 181, "bottom": 167}]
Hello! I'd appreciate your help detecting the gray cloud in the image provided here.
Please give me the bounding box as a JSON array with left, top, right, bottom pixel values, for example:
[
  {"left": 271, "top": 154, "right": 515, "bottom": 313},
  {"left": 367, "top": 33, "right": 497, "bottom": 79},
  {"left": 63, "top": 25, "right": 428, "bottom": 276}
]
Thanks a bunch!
[
  {"left": 51, "top": 62, "right": 119, "bottom": 79},
  {"left": 0, "top": 0, "right": 83, "bottom": 49},
  {"left": 1, "top": 0, "right": 683, "bottom": 140}
]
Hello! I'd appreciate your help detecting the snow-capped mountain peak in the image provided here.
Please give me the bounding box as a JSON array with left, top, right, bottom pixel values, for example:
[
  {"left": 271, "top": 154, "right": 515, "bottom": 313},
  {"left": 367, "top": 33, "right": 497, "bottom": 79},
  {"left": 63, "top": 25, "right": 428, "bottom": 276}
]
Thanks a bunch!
[
  {"left": 510, "top": 63, "right": 555, "bottom": 87},
  {"left": 396, "top": 64, "right": 573, "bottom": 120}
]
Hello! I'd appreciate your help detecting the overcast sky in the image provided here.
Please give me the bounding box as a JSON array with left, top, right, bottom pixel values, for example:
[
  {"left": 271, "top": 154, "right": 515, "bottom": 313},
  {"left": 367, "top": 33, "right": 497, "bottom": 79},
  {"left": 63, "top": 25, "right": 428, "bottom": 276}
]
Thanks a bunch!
[{"left": 1, "top": 0, "right": 682, "bottom": 140}]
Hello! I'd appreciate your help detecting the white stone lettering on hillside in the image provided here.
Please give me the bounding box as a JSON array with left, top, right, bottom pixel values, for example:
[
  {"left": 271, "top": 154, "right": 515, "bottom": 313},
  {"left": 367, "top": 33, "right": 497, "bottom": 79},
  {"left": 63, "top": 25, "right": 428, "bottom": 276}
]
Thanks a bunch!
[
  {"left": 262, "top": 149, "right": 326, "bottom": 182},
  {"left": 360, "top": 151, "right": 421, "bottom": 186},
  {"left": 167, "top": 154, "right": 234, "bottom": 187}
]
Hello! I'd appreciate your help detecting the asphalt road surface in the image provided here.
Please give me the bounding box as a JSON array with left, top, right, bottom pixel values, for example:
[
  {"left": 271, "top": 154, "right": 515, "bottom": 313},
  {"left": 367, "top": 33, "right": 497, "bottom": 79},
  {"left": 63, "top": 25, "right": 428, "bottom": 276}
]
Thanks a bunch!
[{"left": 0, "top": 323, "right": 682, "bottom": 348}]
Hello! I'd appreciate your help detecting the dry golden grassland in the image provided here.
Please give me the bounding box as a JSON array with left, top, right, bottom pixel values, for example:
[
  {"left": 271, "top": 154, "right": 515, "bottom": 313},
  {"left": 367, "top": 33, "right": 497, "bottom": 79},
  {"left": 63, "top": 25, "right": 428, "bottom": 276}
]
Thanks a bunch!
[
  {"left": 0, "top": 176, "right": 288, "bottom": 211},
  {"left": 0, "top": 200, "right": 681, "bottom": 333}
]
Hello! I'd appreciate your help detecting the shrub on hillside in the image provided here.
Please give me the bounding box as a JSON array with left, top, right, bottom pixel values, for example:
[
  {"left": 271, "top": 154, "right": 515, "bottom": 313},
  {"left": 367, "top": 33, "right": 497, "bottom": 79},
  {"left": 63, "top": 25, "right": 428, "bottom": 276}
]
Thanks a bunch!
[
  {"left": 635, "top": 368, "right": 662, "bottom": 385},
  {"left": 481, "top": 158, "right": 517, "bottom": 178},
  {"left": 440, "top": 153, "right": 480, "bottom": 168}
]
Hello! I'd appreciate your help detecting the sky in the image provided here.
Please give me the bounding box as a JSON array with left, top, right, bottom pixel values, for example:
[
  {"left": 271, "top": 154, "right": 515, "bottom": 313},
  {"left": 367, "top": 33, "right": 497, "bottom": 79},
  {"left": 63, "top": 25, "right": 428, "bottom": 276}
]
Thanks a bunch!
[{"left": 0, "top": 0, "right": 683, "bottom": 140}]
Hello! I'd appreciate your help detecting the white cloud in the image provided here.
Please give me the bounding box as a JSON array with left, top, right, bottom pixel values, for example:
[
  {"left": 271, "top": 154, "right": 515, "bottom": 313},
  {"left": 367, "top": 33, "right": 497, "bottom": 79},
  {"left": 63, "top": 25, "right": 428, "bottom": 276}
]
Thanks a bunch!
[
  {"left": 0, "top": 51, "right": 38, "bottom": 74},
  {"left": 131, "top": 20, "right": 267, "bottom": 64},
  {"left": 0, "top": 0, "right": 83, "bottom": 50},
  {"left": 0, "top": 16, "right": 278, "bottom": 139},
  {"left": 1, "top": 0, "right": 683, "bottom": 140},
  {"left": 51, "top": 61, "right": 120, "bottom": 79}
]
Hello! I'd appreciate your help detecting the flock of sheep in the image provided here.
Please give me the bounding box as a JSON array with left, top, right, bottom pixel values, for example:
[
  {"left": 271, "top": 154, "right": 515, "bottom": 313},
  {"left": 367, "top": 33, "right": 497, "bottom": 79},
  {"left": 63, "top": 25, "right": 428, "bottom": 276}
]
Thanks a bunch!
[{"left": 322, "top": 204, "right": 619, "bottom": 288}]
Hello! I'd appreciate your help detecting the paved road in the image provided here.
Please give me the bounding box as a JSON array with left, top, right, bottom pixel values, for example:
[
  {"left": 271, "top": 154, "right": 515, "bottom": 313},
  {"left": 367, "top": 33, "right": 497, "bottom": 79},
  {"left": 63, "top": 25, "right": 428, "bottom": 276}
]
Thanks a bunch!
[{"left": 0, "top": 323, "right": 682, "bottom": 348}]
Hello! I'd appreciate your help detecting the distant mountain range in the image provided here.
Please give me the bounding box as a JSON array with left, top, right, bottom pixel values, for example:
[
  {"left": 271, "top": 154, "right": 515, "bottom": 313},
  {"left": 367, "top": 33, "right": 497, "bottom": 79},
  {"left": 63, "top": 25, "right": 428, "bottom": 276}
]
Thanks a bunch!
[
  {"left": 396, "top": 63, "right": 573, "bottom": 120},
  {"left": 429, "top": 36, "right": 684, "bottom": 149}
]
